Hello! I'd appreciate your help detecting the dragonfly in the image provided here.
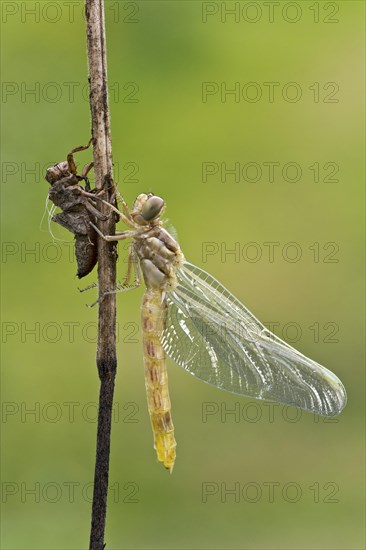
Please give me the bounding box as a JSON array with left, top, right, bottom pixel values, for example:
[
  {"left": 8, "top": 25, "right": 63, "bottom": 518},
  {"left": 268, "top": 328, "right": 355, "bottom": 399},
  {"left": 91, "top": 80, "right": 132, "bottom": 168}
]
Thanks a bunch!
[{"left": 91, "top": 193, "right": 347, "bottom": 473}]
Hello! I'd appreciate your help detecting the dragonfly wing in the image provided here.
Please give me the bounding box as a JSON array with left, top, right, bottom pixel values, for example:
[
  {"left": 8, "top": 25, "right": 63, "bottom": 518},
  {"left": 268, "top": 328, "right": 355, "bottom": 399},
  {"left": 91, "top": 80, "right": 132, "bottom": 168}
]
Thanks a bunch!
[{"left": 161, "top": 262, "right": 346, "bottom": 416}]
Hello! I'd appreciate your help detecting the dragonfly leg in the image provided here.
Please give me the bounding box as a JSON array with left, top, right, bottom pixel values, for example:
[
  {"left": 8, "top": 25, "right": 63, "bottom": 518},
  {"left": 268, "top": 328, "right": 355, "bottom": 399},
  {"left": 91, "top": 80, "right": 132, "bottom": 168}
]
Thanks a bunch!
[
  {"left": 67, "top": 139, "right": 92, "bottom": 175},
  {"left": 80, "top": 186, "right": 136, "bottom": 228},
  {"left": 79, "top": 162, "right": 94, "bottom": 191},
  {"left": 99, "top": 247, "right": 142, "bottom": 301},
  {"left": 80, "top": 161, "right": 94, "bottom": 179},
  {"left": 78, "top": 282, "right": 98, "bottom": 294},
  {"left": 89, "top": 221, "right": 141, "bottom": 241},
  {"left": 87, "top": 193, "right": 135, "bottom": 228},
  {"left": 83, "top": 200, "right": 108, "bottom": 221},
  {"left": 87, "top": 277, "right": 141, "bottom": 308},
  {"left": 116, "top": 189, "right": 134, "bottom": 222},
  {"left": 83, "top": 247, "right": 141, "bottom": 307},
  {"left": 80, "top": 189, "right": 105, "bottom": 200},
  {"left": 117, "top": 246, "right": 141, "bottom": 291}
]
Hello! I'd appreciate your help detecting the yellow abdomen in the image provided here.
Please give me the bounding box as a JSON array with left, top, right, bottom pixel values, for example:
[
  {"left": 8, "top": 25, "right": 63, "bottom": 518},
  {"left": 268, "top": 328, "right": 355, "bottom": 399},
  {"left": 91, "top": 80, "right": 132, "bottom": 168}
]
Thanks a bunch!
[{"left": 142, "top": 289, "right": 176, "bottom": 472}]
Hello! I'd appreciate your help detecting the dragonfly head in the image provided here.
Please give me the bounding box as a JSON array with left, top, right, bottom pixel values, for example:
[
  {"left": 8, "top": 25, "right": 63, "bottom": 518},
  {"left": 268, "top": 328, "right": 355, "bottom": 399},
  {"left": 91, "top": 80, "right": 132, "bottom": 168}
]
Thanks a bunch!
[
  {"left": 132, "top": 193, "right": 165, "bottom": 225},
  {"left": 45, "top": 161, "right": 70, "bottom": 185}
]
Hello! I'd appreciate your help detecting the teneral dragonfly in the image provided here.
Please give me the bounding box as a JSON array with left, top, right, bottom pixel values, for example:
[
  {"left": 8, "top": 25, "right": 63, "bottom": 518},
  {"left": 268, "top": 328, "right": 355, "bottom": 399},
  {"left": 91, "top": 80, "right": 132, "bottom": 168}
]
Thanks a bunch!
[{"left": 91, "top": 193, "right": 347, "bottom": 472}]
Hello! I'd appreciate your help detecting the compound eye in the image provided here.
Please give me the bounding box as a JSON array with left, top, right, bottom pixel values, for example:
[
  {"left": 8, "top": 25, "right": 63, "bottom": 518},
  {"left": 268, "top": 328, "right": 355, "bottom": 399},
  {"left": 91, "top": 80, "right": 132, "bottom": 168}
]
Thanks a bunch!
[{"left": 141, "top": 196, "right": 164, "bottom": 221}]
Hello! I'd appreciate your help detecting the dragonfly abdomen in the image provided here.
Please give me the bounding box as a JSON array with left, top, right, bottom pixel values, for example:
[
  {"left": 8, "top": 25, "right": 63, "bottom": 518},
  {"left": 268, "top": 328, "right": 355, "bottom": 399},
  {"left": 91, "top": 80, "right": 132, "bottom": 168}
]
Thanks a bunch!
[{"left": 142, "top": 288, "right": 176, "bottom": 472}]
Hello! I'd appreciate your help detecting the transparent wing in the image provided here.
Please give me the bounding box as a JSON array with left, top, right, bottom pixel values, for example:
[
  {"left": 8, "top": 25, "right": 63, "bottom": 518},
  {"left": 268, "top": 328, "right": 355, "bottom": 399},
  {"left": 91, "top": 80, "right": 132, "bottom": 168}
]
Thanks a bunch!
[{"left": 161, "top": 262, "right": 346, "bottom": 416}]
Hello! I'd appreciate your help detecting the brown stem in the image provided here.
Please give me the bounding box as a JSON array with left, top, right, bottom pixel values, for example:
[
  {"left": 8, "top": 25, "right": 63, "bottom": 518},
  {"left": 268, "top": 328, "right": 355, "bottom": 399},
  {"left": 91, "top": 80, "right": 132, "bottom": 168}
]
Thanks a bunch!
[{"left": 85, "top": 1, "right": 117, "bottom": 548}]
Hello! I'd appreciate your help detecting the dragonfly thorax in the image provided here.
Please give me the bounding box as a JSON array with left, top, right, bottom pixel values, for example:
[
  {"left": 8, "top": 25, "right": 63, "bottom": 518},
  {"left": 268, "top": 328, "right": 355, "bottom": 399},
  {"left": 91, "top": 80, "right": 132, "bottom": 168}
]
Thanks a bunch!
[{"left": 134, "top": 226, "right": 184, "bottom": 290}]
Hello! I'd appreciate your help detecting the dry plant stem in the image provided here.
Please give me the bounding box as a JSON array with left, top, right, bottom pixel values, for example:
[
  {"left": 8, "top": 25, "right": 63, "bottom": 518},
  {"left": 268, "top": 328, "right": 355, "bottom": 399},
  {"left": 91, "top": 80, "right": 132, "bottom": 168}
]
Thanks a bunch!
[{"left": 86, "top": 1, "right": 117, "bottom": 549}]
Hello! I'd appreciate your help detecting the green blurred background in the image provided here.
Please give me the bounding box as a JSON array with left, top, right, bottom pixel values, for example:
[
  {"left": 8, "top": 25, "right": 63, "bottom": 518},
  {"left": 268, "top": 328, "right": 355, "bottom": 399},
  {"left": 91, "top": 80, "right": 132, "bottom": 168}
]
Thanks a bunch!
[{"left": 1, "top": 1, "right": 365, "bottom": 548}]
